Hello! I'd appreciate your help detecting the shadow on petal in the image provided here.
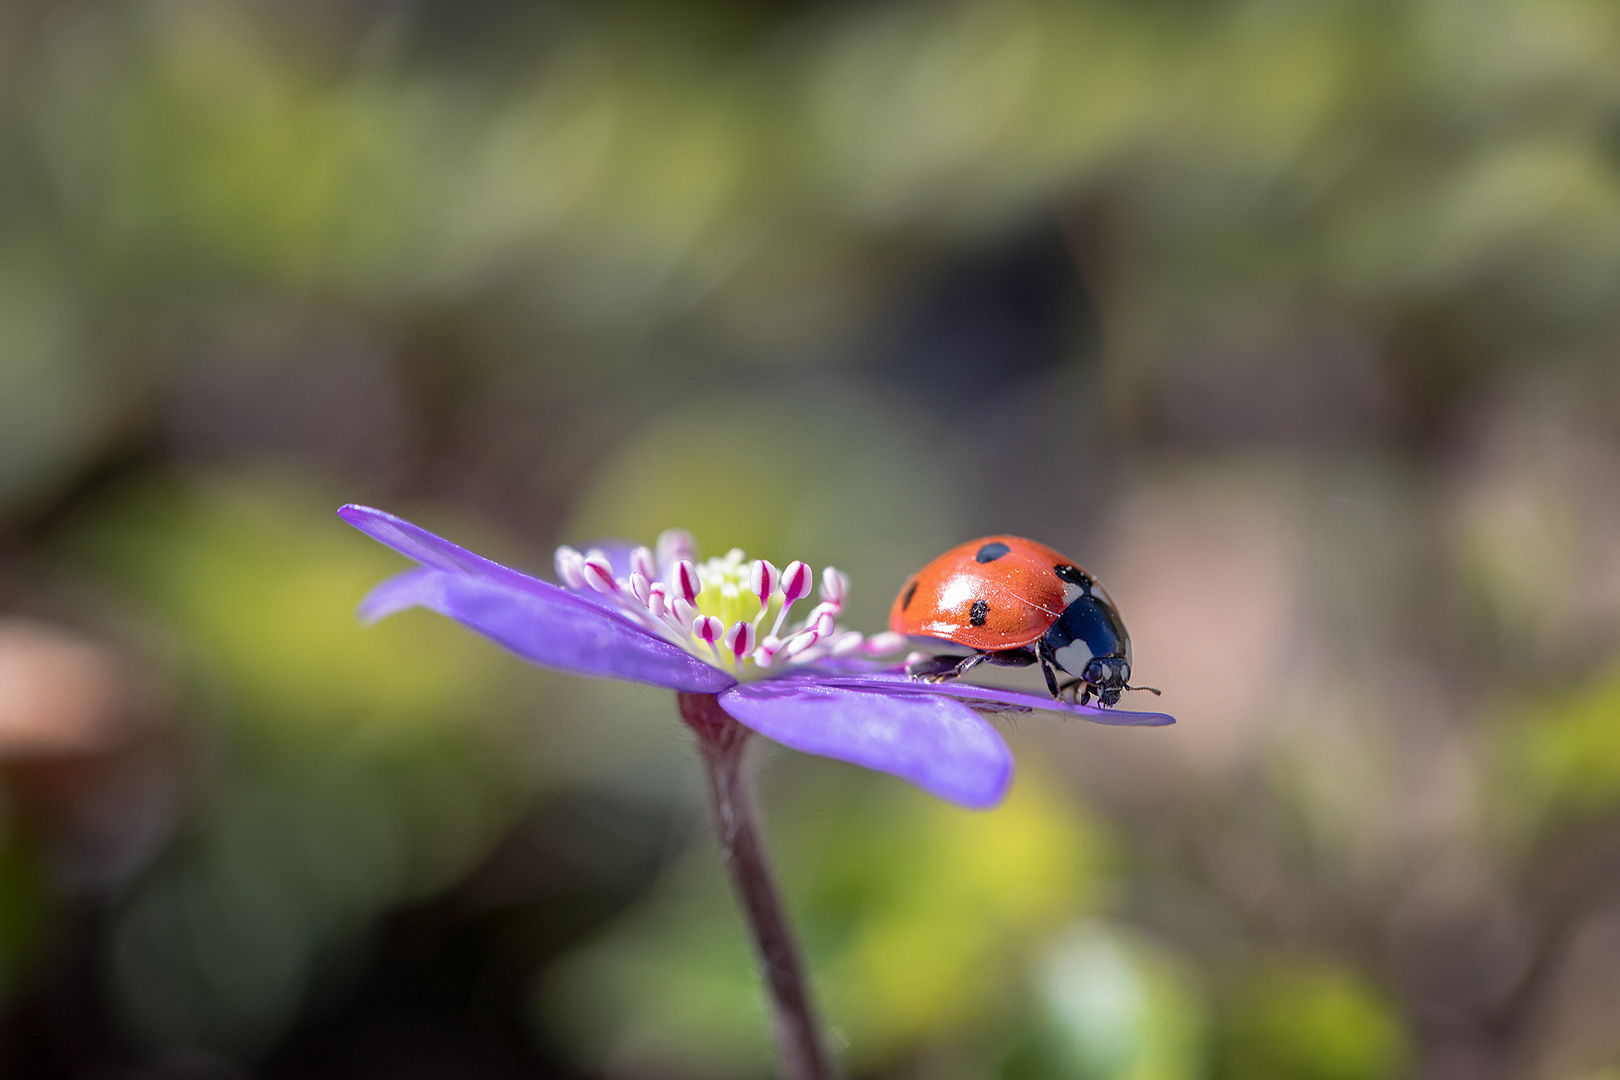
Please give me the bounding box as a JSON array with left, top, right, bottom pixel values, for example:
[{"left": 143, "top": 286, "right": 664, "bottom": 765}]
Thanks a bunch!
[
  {"left": 795, "top": 671, "right": 1176, "bottom": 727},
  {"left": 718, "top": 680, "right": 1014, "bottom": 809}
]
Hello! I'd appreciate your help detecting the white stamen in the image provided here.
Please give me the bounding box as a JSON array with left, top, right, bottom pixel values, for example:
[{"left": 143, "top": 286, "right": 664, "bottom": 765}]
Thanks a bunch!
[
  {"left": 672, "top": 598, "right": 699, "bottom": 631},
  {"left": 628, "top": 572, "right": 651, "bottom": 605},
  {"left": 862, "top": 631, "right": 907, "bottom": 657},
  {"left": 630, "top": 546, "right": 657, "bottom": 583},
  {"left": 554, "top": 546, "right": 587, "bottom": 590},
  {"left": 646, "top": 582, "right": 668, "bottom": 619},
  {"left": 785, "top": 629, "right": 821, "bottom": 657},
  {"left": 725, "top": 620, "right": 757, "bottom": 662},
  {"left": 813, "top": 610, "right": 836, "bottom": 638},
  {"left": 674, "top": 560, "right": 701, "bottom": 604},
  {"left": 819, "top": 566, "right": 847, "bottom": 606},
  {"left": 830, "top": 631, "right": 865, "bottom": 656},
  {"left": 754, "top": 635, "right": 783, "bottom": 669},
  {"left": 582, "top": 555, "right": 617, "bottom": 594}
]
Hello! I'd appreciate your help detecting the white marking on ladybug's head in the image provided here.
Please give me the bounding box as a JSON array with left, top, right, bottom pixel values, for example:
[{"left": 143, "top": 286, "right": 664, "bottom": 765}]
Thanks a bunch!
[{"left": 1059, "top": 581, "right": 1084, "bottom": 607}]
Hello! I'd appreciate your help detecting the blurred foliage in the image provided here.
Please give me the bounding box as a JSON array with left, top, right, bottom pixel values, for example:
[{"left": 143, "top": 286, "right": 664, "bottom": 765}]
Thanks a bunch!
[
  {"left": 62, "top": 475, "right": 508, "bottom": 745},
  {"left": 0, "top": 835, "right": 46, "bottom": 1005},
  {"left": 565, "top": 391, "right": 960, "bottom": 632},
  {"left": 1216, "top": 956, "right": 1410, "bottom": 1080},
  {"left": 1007, "top": 920, "right": 1207, "bottom": 1080},
  {"left": 1498, "top": 663, "right": 1620, "bottom": 828},
  {"left": 540, "top": 769, "right": 1104, "bottom": 1075},
  {"left": 57, "top": 476, "right": 536, "bottom": 1051}
]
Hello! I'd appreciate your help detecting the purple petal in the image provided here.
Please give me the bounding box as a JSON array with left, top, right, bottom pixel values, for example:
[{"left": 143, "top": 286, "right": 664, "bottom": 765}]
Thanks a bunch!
[
  {"left": 793, "top": 670, "right": 1176, "bottom": 727},
  {"left": 340, "top": 505, "right": 733, "bottom": 693},
  {"left": 358, "top": 567, "right": 446, "bottom": 623},
  {"left": 717, "top": 680, "right": 1014, "bottom": 809},
  {"left": 359, "top": 568, "right": 735, "bottom": 693},
  {"left": 340, "top": 504, "right": 537, "bottom": 585}
]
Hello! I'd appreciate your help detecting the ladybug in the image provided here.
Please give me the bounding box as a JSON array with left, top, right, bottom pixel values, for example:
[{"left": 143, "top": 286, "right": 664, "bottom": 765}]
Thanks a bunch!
[{"left": 889, "top": 536, "right": 1159, "bottom": 707}]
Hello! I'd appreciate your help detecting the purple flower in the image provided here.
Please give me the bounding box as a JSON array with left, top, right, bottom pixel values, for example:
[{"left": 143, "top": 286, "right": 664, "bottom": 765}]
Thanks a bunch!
[{"left": 339, "top": 505, "right": 1173, "bottom": 809}]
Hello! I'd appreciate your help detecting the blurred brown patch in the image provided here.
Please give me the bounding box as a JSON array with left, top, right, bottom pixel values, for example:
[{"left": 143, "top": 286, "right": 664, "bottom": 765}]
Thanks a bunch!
[{"left": 0, "top": 619, "right": 174, "bottom": 890}]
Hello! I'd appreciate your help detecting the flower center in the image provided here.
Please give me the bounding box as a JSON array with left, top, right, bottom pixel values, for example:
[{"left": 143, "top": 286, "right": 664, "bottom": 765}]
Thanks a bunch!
[{"left": 553, "top": 529, "right": 904, "bottom": 678}]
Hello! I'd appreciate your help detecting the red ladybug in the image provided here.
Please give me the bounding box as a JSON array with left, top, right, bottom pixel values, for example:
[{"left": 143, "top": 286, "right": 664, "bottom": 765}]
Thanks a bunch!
[{"left": 889, "top": 536, "right": 1158, "bottom": 707}]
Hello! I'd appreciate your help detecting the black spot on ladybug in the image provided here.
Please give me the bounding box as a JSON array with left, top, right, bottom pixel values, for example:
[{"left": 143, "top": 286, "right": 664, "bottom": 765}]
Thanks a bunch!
[
  {"left": 969, "top": 599, "right": 989, "bottom": 626},
  {"left": 902, "top": 580, "right": 918, "bottom": 611},
  {"left": 1054, "top": 564, "right": 1091, "bottom": 588},
  {"left": 975, "top": 541, "right": 1011, "bottom": 564}
]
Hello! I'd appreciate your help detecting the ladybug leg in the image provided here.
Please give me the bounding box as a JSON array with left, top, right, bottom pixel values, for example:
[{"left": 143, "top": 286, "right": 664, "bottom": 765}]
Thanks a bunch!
[
  {"left": 1036, "top": 641, "right": 1063, "bottom": 699},
  {"left": 906, "top": 652, "right": 993, "bottom": 682},
  {"left": 1054, "top": 676, "right": 1094, "bottom": 705},
  {"left": 949, "top": 651, "right": 993, "bottom": 681},
  {"left": 910, "top": 647, "right": 1037, "bottom": 683},
  {"left": 906, "top": 653, "right": 969, "bottom": 681},
  {"left": 1039, "top": 654, "right": 1061, "bottom": 698}
]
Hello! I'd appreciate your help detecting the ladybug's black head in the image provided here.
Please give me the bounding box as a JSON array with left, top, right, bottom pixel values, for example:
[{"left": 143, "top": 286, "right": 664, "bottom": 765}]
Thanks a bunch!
[{"left": 1042, "top": 566, "right": 1134, "bottom": 705}]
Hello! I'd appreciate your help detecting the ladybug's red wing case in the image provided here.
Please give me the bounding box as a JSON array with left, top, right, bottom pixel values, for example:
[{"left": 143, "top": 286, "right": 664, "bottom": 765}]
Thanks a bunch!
[{"left": 889, "top": 536, "right": 1069, "bottom": 652}]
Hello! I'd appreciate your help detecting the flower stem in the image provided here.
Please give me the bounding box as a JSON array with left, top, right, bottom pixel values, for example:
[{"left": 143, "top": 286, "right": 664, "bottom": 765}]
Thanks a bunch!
[{"left": 676, "top": 692, "right": 835, "bottom": 1080}]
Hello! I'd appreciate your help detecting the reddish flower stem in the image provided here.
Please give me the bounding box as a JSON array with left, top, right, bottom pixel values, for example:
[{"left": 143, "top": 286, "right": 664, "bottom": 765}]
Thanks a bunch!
[{"left": 677, "top": 692, "right": 835, "bottom": 1080}]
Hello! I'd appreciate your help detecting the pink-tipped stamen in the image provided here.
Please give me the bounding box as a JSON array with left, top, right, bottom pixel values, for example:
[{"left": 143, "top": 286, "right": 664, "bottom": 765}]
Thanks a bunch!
[
  {"left": 694, "top": 615, "right": 726, "bottom": 664},
  {"left": 630, "top": 546, "right": 657, "bottom": 583},
  {"left": 674, "top": 560, "right": 701, "bottom": 604},
  {"left": 770, "top": 561, "right": 814, "bottom": 638},
  {"left": 749, "top": 559, "right": 779, "bottom": 613},
  {"left": 781, "top": 561, "right": 813, "bottom": 602},
  {"left": 813, "top": 610, "right": 836, "bottom": 638},
  {"left": 650, "top": 585, "right": 695, "bottom": 640},
  {"left": 724, "top": 620, "right": 757, "bottom": 664},
  {"left": 785, "top": 628, "right": 821, "bottom": 657},
  {"left": 672, "top": 597, "right": 699, "bottom": 632},
  {"left": 753, "top": 635, "right": 783, "bottom": 669},
  {"left": 555, "top": 546, "right": 587, "bottom": 590},
  {"left": 628, "top": 571, "right": 652, "bottom": 605},
  {"left": 582, "top": 555, "right": 617, "bottom": 594}
]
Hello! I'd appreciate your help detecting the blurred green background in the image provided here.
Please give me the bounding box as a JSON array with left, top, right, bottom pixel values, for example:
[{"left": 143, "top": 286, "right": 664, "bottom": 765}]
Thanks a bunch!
[{"left": 1, "top": 0, "right": 1618, "bottom": 1076}]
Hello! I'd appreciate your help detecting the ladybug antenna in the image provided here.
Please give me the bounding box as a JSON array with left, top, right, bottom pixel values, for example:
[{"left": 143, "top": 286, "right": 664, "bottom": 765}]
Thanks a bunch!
[{"left": 1124, "top": 683, "right": 1162, "bottom": 696}]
